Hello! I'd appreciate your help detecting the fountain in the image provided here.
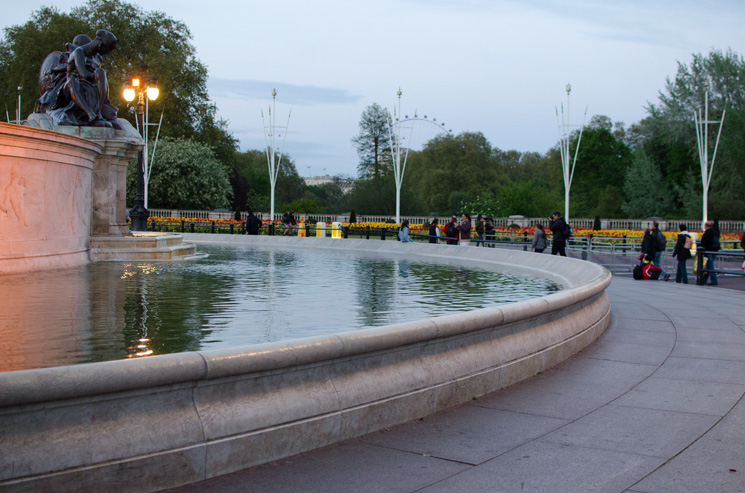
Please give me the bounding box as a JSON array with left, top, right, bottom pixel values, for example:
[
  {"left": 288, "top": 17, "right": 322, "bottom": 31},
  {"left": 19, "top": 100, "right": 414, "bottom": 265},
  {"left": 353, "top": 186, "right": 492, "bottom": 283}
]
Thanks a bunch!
[
  {"left": 0, "top": 31, "right": 611, "bottom": 492},
  {"left": 0, "top": 235, "right": 611, "bottom": 491}
]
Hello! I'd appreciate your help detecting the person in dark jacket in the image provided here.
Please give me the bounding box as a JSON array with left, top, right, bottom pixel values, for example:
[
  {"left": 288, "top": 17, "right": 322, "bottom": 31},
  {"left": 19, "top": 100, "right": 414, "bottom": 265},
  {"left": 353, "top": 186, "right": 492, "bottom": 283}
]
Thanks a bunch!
[
  {"left": 548, "top": 211, "right": 567, "bottom": 256},
  {"left": 428, "top": 219, "right": 441, "bottom": 244},
  {"left": 640, "top": 228, "right": 655, "bottom": 264},
  {"left": 475, "top": 214, "right": 485, "bottom": 246},
  {"left": 672, "top": 223, "right": 692, "bottom": 284},
  {"left": 245, "top": 211, "right": 262, "bottom": 235},
  {"left": 484, "top": 218, "right": 495, "bottom": 247},
  {"left": 700, "top": 220, "right": 720, "bottom": 285},
  {"left": 651, "top": 221, "right": 669, "bottom": 280}
]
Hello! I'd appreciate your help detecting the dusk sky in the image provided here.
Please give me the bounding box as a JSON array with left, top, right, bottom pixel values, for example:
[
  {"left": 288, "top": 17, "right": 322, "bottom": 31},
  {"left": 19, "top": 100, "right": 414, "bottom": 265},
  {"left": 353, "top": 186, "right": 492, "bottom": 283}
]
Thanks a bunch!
[{"left": 5, "top": 0, "right": 745, "bottom": 177}]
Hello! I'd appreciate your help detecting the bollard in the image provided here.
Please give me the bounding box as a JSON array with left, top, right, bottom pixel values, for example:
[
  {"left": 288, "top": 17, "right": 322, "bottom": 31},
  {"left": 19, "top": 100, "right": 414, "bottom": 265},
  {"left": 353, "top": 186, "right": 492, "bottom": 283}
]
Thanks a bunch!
[
  {"left": 229, "top": 223, "right": 234, "bottom": 235},
  {"left": 331, "top": 222, "right": 342, "bottom": 239},
  {"left": 622, "top": 234, "right": 626, "bottom": 255},
  {"left": 696, "top": 249, "right": 705, "bottom": 285},
  {"left": 381, "top": 227, "right": 387, "bottom": 240},
  {"left": 211, "top": 221, "right": 216, "bottom": 234},
  {"left": 365, "top": 225, "right": 370, "bottom": 240},
  {"left": 151, "top": 220, "right": 156, "bottom": 231},
  {"left": 181, "top": 220, "right": 186, "bottom": 233},
  {"left": 316, "top": 222, "right": 326, "bottom": 238},
  {"left": 343, "top": 226, "right": 349, "bottom": 239},
  {"left": 190, "top": 222, "right": 195, "bottom": 233},
  {"left": 269, "top": 223, "right": 275, "bottom": 236},
  {"left": 298, "top": 220, "right": 306, "bottom": 237},
  {"left": 305, "top": 224, "right": 311, "bottom": 237}
]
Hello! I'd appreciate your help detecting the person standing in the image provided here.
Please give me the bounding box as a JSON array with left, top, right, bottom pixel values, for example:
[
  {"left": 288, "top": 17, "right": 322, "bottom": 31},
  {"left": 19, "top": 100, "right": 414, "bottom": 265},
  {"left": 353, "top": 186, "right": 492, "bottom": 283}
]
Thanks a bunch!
[
  {"left": 428, "top": 219, "right": 441, "bottom": 244},
  {"left": 245, "top": 211, "right": 262, "bottom": 235},
  {"left": 700, "top": 220, "right": 720, "bottom": 285},
  {"left": 484, "top": 217, "right": 495, "bottom": 247},
  {"left": 651, "top": 221, "right": 670, "bottom": 281},
  {"left": 457, "top": 213, "right": 472, "bottom": 246},
  {"left": 548, "top": 211, "right": 568, "bottom": 256},
  {"left": 445, "top": 216, "right": 459, "bottom": 245},
  {"left": 475, "top": 214, "right": 485, "bottom": 246},
  {"left": 531, "top": 224, "right": 547, "bottom": 253},
  {"left": 672, "top": 223, "right": 692, "bottom": 284},
  {"left": 640, "top": 228, "right": 656, "bottom": 264}
]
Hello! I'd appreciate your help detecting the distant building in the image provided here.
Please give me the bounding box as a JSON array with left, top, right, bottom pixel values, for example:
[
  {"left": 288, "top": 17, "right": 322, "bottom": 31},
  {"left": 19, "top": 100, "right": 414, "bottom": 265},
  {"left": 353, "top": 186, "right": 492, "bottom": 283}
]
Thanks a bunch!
[{"left": 304, "top": 175, "right": 354, "bottom": 194}]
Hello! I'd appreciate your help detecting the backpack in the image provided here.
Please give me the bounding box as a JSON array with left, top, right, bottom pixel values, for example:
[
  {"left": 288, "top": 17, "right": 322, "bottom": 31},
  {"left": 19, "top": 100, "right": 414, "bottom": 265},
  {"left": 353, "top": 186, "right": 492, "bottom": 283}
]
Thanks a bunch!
[
  {"left": 655, "top": 230, "right": 667, "bottom": 251},
  {"left": 446, "top": 221, "right": 457, "bottom": 238},
  {"left": 563, "top": 223, "right": 572, "bottom": 240},
  {"left": 683, "top": 235, "right": 693, "bottom": 250}
]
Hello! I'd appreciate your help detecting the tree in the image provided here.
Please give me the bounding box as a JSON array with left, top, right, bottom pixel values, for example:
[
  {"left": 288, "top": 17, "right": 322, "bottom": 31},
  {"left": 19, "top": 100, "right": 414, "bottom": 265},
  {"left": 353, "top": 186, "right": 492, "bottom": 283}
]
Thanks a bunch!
[
  {"left": 126, "top": 137, "right": 230, "bottom": 210},
  {"left": 407, "top": 131, "right": 500, "bottom": 214},
  {"left": 351, "top": 103, "right": 393, "bottom": 181},
  {"left": 568, "top": 121, "right": 632, "bottom": 218},
  {"left": 622, "top": 149, "right": 674, "bottom": 218}
]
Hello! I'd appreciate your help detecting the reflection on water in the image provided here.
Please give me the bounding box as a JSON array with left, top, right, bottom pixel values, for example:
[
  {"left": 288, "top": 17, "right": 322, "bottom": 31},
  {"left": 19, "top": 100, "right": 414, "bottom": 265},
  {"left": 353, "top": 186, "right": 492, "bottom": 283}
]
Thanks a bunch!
[{"left": 0, "top": 244, "right": 560, "bottom": 372}]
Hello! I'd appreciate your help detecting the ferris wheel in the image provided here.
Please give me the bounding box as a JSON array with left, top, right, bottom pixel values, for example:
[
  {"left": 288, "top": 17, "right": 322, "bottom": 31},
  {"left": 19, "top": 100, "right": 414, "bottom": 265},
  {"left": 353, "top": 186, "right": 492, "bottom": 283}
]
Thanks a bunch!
[{"left": 388, "top": 89, "right": 451, "bottom": 222}]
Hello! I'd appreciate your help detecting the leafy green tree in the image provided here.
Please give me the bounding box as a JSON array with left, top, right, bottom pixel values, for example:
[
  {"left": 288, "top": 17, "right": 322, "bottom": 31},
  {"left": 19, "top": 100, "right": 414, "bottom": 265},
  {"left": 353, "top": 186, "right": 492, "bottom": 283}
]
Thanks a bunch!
[
  {"left": 408, "top": 131, "right": 500, "bottom": 214},
  {"left": 351, "top": 103, "right": 393, "bottom": 181},
  {"left": 347, "top": 171, "right": 422, "bottom": 216},
  {"left": 232, "top": 149, "right": 306, "bottom": 213},
  {"left": 304, "top": 182, "right": 347, "bottom": 213},
  {"left": 127, "top": 137, "right": 230, "bottom": 210},
  {"left": 568, "top": 121, "right": 632, "bottom": 218}
]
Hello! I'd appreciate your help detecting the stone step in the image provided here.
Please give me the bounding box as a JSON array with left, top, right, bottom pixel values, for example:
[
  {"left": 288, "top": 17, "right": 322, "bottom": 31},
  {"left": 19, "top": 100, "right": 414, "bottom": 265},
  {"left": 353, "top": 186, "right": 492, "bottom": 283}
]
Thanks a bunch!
[{"left": 89, "top": 233, "right": 203, "bottom": 261}]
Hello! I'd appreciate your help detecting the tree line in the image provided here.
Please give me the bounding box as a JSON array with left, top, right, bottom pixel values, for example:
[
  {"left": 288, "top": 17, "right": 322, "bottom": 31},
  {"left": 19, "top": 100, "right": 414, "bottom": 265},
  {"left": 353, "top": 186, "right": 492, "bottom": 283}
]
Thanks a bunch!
[{"left": 2, "top": 2, "right": 743, "bottom": 220}]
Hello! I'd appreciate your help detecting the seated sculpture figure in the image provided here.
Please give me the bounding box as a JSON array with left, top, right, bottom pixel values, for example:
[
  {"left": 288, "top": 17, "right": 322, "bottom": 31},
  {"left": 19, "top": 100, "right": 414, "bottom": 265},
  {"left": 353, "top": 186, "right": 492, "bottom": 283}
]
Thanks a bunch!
[{"left": 37, "top": 30, "right": 122, "bottom": 129}]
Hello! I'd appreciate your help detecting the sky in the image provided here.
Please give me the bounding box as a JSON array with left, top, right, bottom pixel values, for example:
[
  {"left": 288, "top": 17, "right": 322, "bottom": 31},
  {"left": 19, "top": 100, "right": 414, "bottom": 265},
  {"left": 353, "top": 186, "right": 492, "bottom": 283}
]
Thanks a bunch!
[{"left": 4, "top": 0, "right": 745, "bottom": 178}]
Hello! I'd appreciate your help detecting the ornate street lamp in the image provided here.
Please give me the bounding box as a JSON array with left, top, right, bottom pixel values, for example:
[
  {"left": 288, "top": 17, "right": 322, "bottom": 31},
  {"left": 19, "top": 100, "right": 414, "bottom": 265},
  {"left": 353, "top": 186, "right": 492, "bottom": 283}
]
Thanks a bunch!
[{"left": 123, "top": 72, "right": 159, "bottom": 231}]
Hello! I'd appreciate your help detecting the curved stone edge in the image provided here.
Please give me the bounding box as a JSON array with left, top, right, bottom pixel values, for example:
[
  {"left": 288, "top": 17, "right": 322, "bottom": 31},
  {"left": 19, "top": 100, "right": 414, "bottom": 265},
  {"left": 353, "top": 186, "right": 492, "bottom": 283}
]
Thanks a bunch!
[{"left": 0, "top": 236, "right": 611, "bottom": 491}]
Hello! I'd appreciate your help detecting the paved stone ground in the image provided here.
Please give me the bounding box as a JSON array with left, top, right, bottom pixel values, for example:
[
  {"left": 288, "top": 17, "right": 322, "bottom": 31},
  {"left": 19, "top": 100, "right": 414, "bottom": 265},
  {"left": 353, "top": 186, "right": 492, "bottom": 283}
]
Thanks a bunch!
[{"left": 170, "top": 276, "right": 745, "bottom": 493}]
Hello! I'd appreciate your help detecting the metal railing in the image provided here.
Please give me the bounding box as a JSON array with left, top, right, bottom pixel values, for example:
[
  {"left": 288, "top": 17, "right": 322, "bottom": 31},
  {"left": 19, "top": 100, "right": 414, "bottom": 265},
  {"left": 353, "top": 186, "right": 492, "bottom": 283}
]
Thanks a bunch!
[{"left": 146, "top": 210, "right": 745, "bottom": 233}]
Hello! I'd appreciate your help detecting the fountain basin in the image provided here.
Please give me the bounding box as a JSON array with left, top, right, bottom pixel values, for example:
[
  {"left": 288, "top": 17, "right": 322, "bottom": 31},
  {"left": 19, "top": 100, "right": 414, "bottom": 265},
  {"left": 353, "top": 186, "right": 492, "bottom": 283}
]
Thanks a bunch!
[{"left": 0, "top": 236, "right": 611, "bottom": 491}]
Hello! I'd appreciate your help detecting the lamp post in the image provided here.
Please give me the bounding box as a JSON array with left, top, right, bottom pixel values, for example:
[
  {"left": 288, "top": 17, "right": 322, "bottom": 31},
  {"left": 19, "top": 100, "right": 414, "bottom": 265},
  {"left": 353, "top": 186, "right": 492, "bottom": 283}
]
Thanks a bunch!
[
  {"left": 123, "top": 73, "right": 159, "bottom": 231},
  {"left": 555, "top": 83, "right": 587, "bottom": 223},
  {"left": 694, "top": 79, "right": 725, "bottom": 230}
]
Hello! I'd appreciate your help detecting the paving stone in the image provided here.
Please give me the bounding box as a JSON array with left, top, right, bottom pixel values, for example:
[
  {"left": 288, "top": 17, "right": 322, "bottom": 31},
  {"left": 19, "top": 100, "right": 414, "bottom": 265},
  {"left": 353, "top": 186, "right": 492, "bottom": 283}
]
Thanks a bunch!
[
  {"left": 542, "top": 404, "right": 719, "bottom": 458},
  {"left": 359, "top": 404, "right": 567, "bottom": 465},
  {"left": 418, "top": 440, "right": 662, "bottom": 493}
]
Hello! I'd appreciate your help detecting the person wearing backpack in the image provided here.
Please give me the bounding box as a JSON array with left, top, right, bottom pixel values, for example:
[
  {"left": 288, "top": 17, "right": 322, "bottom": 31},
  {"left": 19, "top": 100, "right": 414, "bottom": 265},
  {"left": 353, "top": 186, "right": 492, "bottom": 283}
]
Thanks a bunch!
[
  {"left": 672, "top": 223, "right": 692, "bottom": 284},
  {"left": 445, "top": 216, "right": 459, "bottom": 245},
  {"left": 548, "top": 211, "right": 568, "bottom": 256},
  {"left": 651, "top": 221, "right": 670, "bottom": 281}
]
